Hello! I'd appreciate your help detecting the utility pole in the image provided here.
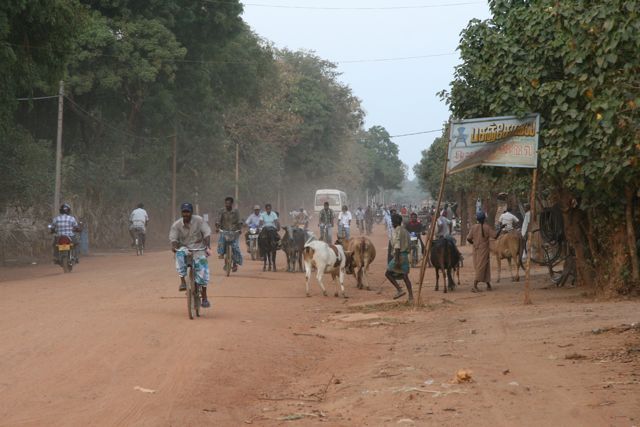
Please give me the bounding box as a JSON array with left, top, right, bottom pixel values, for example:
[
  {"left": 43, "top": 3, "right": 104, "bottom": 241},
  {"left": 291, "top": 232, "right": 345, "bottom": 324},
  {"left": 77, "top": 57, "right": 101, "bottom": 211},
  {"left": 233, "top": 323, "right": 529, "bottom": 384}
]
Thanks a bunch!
[
  {"left": 53, "top": 80, "right": 64, "bottom": 216},
  {"left": 171, "top": 131, "right": 177, "bottom": 221},
  {"left": 235, "top": 142, "right": 239, "bottom": 203}
]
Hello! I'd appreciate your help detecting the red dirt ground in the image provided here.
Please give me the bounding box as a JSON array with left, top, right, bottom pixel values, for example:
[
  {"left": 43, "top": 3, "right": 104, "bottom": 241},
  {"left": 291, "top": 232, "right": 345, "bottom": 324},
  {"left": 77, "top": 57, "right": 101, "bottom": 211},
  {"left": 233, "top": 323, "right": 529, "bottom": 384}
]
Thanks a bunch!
[{"left": 1, "top": 227, "right": 638, "bottom": 426}]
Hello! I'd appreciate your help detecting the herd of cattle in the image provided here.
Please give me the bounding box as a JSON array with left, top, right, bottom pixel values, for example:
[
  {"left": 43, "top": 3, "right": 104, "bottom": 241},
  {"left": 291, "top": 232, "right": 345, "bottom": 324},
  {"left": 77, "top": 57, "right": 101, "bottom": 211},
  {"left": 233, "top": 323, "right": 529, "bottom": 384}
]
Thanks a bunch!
[{"left": 254, "top": 223, "right": 524, "bottom": 298}]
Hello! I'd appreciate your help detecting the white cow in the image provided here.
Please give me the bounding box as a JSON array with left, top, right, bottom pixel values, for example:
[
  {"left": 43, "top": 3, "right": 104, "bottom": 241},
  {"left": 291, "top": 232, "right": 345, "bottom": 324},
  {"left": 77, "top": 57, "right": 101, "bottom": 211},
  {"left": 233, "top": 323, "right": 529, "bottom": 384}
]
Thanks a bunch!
[{"left": 303, "top": 239, "right": 347, "bottom": 298}]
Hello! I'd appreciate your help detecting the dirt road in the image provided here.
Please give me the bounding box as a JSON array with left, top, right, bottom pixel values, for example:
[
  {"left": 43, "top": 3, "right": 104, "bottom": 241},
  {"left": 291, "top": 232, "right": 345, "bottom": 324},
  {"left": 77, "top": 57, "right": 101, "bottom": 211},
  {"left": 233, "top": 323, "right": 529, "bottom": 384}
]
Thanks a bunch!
[{"left": 1, "top": 228, "right": 638, "bottom": 426}]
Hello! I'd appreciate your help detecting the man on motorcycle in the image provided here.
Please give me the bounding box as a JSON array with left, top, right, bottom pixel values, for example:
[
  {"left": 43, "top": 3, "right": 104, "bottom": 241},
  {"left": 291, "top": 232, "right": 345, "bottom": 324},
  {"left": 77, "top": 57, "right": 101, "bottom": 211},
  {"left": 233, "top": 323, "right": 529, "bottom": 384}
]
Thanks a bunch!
[
  {"left": 50, "top": 203, "right": 81, "bottom": 263},
  {"left": 319, "top": 201, "right": 334, "bottom": 243},
  {"left": 129, "top": 202, "right": 149, "bottom": 247},
  {"left": 405, "top": 212, "right": 425, "bottom": 256},
  {"left": 245, "top": 205, "right": 262, "bottom": 251},
  {"left": 170, "top": 202, "right": 212, "bottom": 307},
  {"left": 215, "top": 197, "right": 243, "bottom": 272}
]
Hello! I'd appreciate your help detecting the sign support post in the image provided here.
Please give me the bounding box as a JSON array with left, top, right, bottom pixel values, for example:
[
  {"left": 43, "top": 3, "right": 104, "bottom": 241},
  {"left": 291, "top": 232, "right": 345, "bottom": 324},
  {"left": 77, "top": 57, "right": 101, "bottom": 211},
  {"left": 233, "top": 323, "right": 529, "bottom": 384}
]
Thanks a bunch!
[
  {"left": 523, "top": 167, "right": 538, "bottom": 305},
  {"left": 416, "top": 131, "right": 450, "bottom": 306}
]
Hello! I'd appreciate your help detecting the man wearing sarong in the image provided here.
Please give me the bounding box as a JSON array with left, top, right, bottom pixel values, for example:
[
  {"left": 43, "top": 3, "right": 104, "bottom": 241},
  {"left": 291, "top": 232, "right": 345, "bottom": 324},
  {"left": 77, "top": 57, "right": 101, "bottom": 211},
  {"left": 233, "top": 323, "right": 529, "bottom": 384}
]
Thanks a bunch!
[
  {"left": 466, "top": 211, "right": 497, "bottom": 292},
  {"left": 385, "top": 213, "right": 414, "bottom": 302}
]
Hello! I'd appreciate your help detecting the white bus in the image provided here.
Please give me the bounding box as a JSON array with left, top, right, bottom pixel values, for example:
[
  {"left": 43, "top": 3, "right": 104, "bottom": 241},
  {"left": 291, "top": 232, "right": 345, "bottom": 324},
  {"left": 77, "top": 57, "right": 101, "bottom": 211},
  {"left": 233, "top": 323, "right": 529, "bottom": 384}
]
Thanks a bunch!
[{"left": 314, "top": 189, "right": 348, "bottom": 214}]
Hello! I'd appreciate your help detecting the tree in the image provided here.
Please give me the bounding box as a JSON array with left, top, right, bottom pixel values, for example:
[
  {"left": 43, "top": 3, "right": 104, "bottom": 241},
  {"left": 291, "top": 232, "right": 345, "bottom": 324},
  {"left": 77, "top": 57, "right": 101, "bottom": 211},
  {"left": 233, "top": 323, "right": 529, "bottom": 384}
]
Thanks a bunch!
[{"left": 440, "top": 0, "right": 640, "bottom": 292}]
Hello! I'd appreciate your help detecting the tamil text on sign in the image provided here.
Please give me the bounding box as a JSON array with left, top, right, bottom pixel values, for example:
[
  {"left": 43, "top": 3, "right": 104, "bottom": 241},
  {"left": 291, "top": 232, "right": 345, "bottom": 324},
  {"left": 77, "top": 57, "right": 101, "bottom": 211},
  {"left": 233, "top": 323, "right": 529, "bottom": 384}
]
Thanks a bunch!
[{"left": 447, "top": 114, "right": 540, "bottom": 174}]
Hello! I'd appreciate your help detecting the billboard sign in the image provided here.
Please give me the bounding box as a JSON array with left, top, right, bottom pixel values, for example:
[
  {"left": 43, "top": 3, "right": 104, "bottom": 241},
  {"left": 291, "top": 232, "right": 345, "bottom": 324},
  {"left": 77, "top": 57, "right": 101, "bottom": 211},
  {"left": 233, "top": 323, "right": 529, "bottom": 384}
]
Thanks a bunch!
[{"left": 448, "top": 114, "right": 540, "bottom": 174}]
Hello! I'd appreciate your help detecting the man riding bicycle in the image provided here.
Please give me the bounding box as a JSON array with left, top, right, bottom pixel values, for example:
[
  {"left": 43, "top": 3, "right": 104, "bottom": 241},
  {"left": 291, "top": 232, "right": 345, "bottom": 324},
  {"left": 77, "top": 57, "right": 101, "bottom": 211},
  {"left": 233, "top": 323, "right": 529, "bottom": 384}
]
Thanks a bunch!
[
  {"left": 129, "top": 202, "right": 149, "bottom": 247},
  {"left": 215, "top": 196, "right": 243, "bottom": 272},
  {"left": 170, "top": 202, "right": 212, "bottom": 308}
]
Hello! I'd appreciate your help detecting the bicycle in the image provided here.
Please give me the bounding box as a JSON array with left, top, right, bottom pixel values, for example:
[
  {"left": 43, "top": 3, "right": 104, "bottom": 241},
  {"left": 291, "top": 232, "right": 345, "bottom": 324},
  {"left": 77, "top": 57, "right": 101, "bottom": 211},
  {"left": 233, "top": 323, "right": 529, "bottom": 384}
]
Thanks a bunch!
[
  {"left": 183, "top": 250, "right": 201, "bottom": 320},
  {"left": 220, "top": 230, "right": 239, "bottom": 277},
  {"left": 132, "top": 227, "right": 145, "bottom": 256}
]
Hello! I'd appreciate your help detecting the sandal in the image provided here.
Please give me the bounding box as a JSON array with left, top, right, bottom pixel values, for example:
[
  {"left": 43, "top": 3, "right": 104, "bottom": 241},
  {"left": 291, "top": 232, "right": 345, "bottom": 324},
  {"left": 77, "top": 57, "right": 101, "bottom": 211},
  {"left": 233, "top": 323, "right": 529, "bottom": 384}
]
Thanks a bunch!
[{"left": 393, "top": 290, "right": 407, "bottom": 300}]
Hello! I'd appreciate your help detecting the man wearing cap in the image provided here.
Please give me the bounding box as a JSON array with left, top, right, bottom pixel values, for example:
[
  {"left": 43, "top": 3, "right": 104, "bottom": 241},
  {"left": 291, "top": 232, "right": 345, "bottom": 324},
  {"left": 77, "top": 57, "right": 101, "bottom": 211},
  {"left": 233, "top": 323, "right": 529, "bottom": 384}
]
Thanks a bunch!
[
  {"left": 169, "top": 202, "right": 212, "bottom": 307},
  {"left": 245, "top": 205, "right": 262, "bottom": 251},
  {"left": 466, "top": 211, "right": 497, "bottom": 292}
]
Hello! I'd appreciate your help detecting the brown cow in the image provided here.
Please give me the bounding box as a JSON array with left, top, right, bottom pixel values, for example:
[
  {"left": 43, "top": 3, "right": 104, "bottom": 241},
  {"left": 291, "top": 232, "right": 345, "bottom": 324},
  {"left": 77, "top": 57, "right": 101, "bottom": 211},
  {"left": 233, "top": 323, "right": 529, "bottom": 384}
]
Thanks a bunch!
[
  {"left": 489, "top": 230, "right": 524, "bottom": 282},
  {"left": 342, "top": 237, "right": 377, "bottom": 290}
]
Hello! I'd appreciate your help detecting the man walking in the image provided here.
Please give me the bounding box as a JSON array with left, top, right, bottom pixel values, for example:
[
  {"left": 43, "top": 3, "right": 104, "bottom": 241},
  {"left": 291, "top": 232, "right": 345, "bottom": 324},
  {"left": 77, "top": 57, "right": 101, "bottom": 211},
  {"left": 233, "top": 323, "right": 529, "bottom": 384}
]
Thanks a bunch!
[
  {"left": 385, "top": 214, "right": 414, "bottom": 302},
  {"left": 466, "top": 211, "right": 497, "bottom": 292},
  {"left": 319, "top": 201, "right": 334, "bottom": 243}
]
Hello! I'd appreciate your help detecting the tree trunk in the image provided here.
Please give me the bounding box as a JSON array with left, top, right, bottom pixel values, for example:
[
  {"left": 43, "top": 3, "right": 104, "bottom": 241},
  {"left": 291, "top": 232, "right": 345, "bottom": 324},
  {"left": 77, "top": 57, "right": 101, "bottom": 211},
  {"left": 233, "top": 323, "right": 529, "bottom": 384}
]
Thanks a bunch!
[
  {"left": 625, "top": 187, "right": 639, "bottom": 282},
  {"left": 558, "top": 188, "right": 595, "bottom": 288}
]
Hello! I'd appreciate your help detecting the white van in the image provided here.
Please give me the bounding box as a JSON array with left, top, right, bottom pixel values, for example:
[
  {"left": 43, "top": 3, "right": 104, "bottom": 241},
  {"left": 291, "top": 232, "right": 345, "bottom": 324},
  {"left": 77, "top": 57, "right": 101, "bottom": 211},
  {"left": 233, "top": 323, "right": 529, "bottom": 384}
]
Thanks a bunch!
[{"left": 314, "top": 189, "right": 348, "bottom": 214}]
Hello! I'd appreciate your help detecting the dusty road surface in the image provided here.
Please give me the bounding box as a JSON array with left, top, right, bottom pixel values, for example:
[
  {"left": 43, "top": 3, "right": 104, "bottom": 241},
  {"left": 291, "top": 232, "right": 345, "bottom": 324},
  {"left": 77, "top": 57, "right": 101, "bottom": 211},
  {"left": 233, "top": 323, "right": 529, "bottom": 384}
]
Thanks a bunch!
[{"left": 1, "top": 226, "right": 639, "bottom": 426}]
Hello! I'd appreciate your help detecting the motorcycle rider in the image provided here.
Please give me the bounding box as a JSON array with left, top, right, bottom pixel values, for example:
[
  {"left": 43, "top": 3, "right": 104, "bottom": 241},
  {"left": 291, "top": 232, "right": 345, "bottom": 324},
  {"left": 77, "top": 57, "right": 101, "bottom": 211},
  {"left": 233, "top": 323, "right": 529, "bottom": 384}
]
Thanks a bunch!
[
  {"left": 215, "top": 196, "right": 243, "bottom": 272},
  {"left": 129, "top": 202, "right": 149, "bottom": 247},
  {"left": 170, "top": 202, "right": 212, "bottom": 308},
  {"left": 405, "top": 212, "right": 425, "bottom": 256},
  {"left": 50, "top": 203, "right": 81, "bottom": 263},
  {"left": 318, "top": 201, "right": 335, "bottom": 243},
  {"left": 245, "top": 205, "right": 262, "bottom": 251}
]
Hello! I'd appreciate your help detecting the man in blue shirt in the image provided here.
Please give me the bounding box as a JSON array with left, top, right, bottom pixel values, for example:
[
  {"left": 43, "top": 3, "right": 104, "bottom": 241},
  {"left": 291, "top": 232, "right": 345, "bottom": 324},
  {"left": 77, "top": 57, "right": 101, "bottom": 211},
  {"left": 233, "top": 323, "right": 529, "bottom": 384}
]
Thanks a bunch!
[{"left": 50, "top": 203, "right": 81, "bottom": 263}]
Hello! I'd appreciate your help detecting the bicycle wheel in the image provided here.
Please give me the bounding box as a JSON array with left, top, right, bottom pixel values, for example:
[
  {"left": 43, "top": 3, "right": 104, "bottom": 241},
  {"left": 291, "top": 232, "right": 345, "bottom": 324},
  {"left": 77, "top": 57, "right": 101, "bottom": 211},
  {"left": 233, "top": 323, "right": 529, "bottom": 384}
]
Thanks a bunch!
[
  {"left": 225, "top": 245, "right": 232, "bottom": 277},
  {"left": 194, "top": 284, "right": 201, "bottom": 317},
  {"left": 186, "top": 269, "right": 195, "bottom": 319}
]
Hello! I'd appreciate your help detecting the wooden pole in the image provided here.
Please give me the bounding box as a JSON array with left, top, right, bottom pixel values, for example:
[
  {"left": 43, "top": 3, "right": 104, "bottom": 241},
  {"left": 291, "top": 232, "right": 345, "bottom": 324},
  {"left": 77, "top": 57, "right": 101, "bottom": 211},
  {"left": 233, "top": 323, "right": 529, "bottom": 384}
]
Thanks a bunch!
[
  {"left": 53, "top": 80, "right": 64, "bottom": 216},
  {"left": 171, "top": 132, "right": 177, "bottom": 221},
  {"left": 416, "top": 136, "right": 451, "bottom": 305},
  {"left": 235, "top": 142, "right": 239, "bottom": 204},
  {"left": 523, "top": 167, "right": 538, "bottom": 305}
]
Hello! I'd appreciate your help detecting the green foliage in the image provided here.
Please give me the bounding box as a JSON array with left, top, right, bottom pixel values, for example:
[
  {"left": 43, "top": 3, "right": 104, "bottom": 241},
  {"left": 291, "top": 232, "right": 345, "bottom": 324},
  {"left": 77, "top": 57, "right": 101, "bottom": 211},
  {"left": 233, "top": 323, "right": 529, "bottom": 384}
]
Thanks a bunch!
[
  {"left": 441, "top": 0, "right": 640, "bottom": 209},
  {"left": 2, "top": 0, "right": 404, "bottom": 247},
  {"left": 359, "top": 125, "right": 405, "bottom": 193}
]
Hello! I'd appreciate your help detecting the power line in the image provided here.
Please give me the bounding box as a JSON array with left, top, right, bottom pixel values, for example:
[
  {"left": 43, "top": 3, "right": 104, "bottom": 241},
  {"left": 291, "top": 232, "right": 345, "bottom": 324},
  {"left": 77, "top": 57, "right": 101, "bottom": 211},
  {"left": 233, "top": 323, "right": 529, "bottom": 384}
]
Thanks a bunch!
[
  {"left": 339, "top": 52, "right": 454, "bottom": 64},
  {"left": 4, "top": 41, "right": 455, "bottom": 65},
  {"left": 16, "top": 95, "right": 59, "bottom": 101},
  {"left": 210, "top": 0, "right": 484, "bottom": 10},
  {"left": 64, "top": 96, "right": 163, "bottom": 141},
  {"left": 390, "top": 128, "right": 443, "bottom": 138}
]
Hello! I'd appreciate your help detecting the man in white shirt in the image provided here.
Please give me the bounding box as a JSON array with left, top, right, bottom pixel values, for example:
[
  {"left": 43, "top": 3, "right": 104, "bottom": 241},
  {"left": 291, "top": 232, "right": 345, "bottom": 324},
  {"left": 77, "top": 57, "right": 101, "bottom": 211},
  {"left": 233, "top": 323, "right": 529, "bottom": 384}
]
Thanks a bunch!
[
  {"left": 129, "top": 203, "right": 149, "bottom": 247},
  {"left": 498, "top": 207, "right": 520, "bottom": 232},
  {"left": 338, "top": 205, "right": 352, "bottom": 240}
]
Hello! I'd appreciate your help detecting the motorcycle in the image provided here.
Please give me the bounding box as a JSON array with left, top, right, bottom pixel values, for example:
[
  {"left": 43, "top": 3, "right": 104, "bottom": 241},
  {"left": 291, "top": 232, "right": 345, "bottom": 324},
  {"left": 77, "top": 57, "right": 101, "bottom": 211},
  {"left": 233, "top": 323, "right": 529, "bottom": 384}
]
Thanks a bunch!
[
  {"left": 247, "top": 226, "right": 260, "bottom": 260},
  {"left": 374, "top": 209, "right": 384, "bottom": 224},
  {"left": 409, "top": 231, "right": 420, "bottom": 268},
  {"left": 49, "top": 224, "right": 81, "bottom": 273}
]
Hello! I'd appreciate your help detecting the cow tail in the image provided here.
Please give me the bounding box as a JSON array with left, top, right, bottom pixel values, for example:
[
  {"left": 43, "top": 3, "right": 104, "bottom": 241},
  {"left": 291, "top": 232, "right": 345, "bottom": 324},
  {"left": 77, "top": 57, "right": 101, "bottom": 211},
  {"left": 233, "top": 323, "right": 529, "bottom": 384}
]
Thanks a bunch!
[{"left": 518, "top": 234, "right": 525, "bottom": 270}]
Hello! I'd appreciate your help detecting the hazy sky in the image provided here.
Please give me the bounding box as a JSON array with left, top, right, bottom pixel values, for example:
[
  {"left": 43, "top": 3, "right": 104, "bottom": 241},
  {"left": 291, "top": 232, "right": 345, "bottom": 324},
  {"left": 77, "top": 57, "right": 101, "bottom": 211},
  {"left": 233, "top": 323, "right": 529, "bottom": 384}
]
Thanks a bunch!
[{"left": 241, "top": 0, "right": 491, "bottom": 178}]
